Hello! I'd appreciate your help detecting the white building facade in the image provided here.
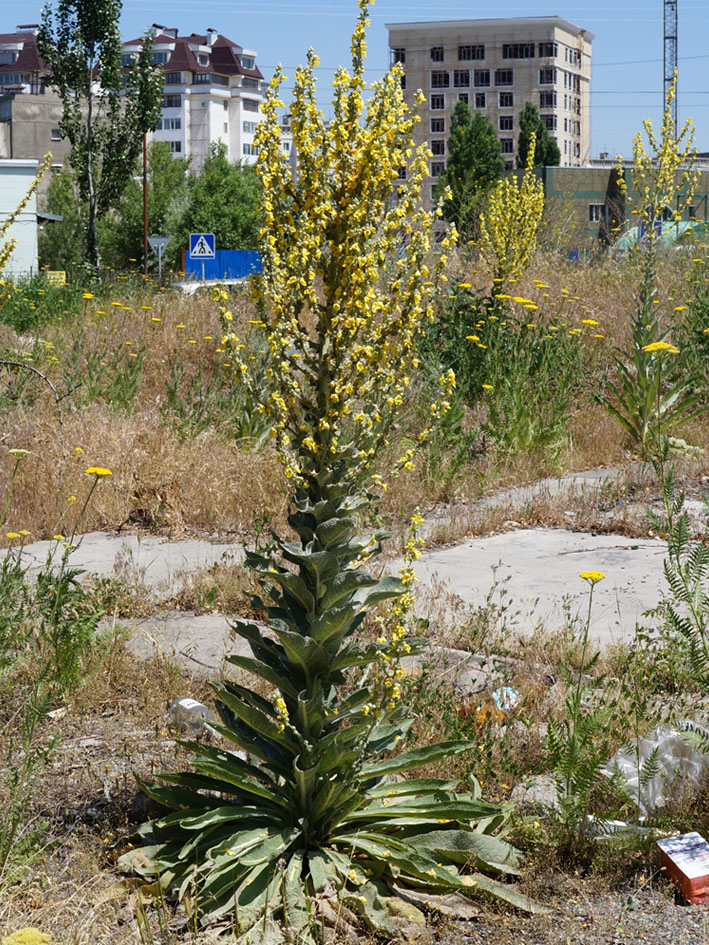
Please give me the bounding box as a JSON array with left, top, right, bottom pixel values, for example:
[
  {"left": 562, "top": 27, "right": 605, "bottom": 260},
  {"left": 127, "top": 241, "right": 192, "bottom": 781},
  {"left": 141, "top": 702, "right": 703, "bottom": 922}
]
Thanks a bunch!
[
  {"left": 121, "top": 26, "right": 267, "bottom": 171},
  {"left": 0, "top": 158, "right": 39, "bottom": 275}
]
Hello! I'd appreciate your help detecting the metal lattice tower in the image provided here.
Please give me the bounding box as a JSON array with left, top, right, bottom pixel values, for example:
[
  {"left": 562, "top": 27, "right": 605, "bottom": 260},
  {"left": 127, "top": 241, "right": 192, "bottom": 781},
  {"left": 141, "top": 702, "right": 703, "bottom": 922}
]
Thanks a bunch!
[{"left": 664, "top": 0, "right": 678, "bottom": 136}]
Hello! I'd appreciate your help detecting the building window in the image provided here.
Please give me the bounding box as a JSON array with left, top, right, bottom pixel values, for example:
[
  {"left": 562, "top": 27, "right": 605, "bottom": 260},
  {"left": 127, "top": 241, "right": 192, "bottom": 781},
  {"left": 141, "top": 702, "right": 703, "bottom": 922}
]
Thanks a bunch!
[
  {"left": 575, "top": 141, "right": 581, "bottom": 158},
  {"left": 160, "top": 117, "right": 181, "bottom": 130},
  {"left": 474, "top": 69, "right": 490, "bottom": 87},
  {"left": 243, "top": 77, "right": 259, "bottom": 88},
  {"left": 575, "top": 97, "right": 581, "bottom": 114},
  {"left": 589, "top": 203, "right": 608, "bottom": 222},
  {"left": 453, "top": 69, "right": 470, "bottom": 88},
  {"left": 430, "top": 117, "right": 445, "bottom": 133},
  {"left": 505, "top": 160, "right": 515, "bottom": 170},
  {"left": 431, "top": 139, "right": 445, "bottom": 155},
  {"left": 502, "top": 43, "right": 535, "bottom": 59},
  {"left": 430, "top": 94, "right": 445, "bottom": 110},
  {"left": 243, "top": 120, "right": 258, "bottom": 133},
  {"left": 223, "top": 100, "right": 228, "bottom": 110},
  {"left": 193, "top": 72, "right": 213, "bottom": 84},
  {"left": 391, "top": 46, "right": 405, "bottom": 64},
  {"left": 498, "top": 115, "right": 513, "bottom": 131},
  {"left": 689, "top": 204, "right": 698, "bottom": 220},
  {"left": 475, "top": 92, "right": 486, "bottom": 109},
  {"left": 243, "top": 99, "right": 259, "bottom": 112},
  {"left": 223, "top": 122, "right": 228, "bottom": 133},
  {"left": 152, "top": 51, "right": 169, "bottom": 64},
  {"left": 541, "top": 114, "right": 557, "bottom": 131},
  {"left": 241, "top": 55, "right": 255, "bottom": 69},
  {"left": 165, "top": 72, "right": 182, "bottom": 84},
  {"left": 500, "top": 139, "right": 514, "bottom": 154},
  {"left": 494, "top": 69, "right": 513, "bottom": 86},
  {"left": 430, "top": 161, "right": 445, "bottom": 176},
  {"left": 50, "top": 127, "right": 61, "bottom": 140},
  {"left": 431, "top": 71, "right": 450, "bottom": 88},
  {"left": 539, "top": 67, "right": 556, "bottom": 84},
  {"left": 197, "top": 53, "right": 209, "bottom": 66},
  {"left": 164, "top": 94, "right": 181, "bottom": 108},
  {"left": 282, "top": 141, "right": 291, "bottom": 152},
  {"left": 121, "top": 53, "right": 136, "bottom": 67},
  {"left": 458, "top": 44, "right": 485, "bottom": 61},
  {"left": 243, "top": 143, "right": 258, "bottom": 155},
  {"left": 540, "top": 90, "right": 557, "bottom": 109},
  {"left": 458, "top": 93, "right": 469, "bottom": 104},
  {"left": 430, "top": 46, "right": 444, "bottom": 62},
  {"left": 169, "top": 141, "right": 182, "bottom": 153},
  {"left": 400, "top": 73, "right": 406, "bottom": 90},
  {"left": 498, "top": 92, "right": 514, "bottom": 108},
  {"left": 538, "top": 42, "right": 558, "bottom": 58}
]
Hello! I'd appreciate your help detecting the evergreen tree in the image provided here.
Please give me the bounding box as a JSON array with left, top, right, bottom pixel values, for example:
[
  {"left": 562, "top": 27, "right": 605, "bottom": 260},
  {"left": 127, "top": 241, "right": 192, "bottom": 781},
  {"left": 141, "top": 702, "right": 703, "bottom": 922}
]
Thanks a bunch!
[
  {"left": 435, "top": 101, "right": 504, "bottom": 233},
  {"left": 38, "top": 0, "right": 164, "bottom": 268},
  {"left": 516, "top": 102, "right": 561, "bottom": 169}
]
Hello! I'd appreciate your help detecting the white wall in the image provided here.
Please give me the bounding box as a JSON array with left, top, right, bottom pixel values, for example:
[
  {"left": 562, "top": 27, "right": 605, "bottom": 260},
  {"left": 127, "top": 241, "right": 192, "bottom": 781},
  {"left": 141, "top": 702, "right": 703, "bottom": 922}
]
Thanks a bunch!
[{"left": 0, "top": 159, "right": 38, "bottom": 277}]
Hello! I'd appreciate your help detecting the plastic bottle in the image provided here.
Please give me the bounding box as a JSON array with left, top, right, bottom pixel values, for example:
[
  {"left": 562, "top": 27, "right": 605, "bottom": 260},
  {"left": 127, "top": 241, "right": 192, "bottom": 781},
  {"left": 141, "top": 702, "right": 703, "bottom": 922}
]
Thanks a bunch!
[{"left": 168, "top": 697, "right": 214, "bottom": 735}]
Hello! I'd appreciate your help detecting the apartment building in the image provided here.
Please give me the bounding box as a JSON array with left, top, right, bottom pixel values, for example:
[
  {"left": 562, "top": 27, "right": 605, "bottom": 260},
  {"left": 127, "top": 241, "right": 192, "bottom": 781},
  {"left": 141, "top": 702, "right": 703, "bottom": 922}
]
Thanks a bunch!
[
  {"left": 386, "top": 17, "right": 593, "bottom": 209},
  {"left": 120, "top": 26, "right": 267, "bottom": 171},
  {"left": 0, "top": 23, "right": 271, "bottom": 173},
  {"left": 0, "top": 25, "right": 73, "bottom": 169}
]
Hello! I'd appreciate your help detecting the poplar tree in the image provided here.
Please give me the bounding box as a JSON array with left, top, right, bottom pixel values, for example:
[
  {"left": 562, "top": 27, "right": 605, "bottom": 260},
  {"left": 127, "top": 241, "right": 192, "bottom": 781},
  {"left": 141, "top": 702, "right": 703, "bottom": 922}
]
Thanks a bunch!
[
  {"left": 435, "top": 100, "right": 504, "bottom": 234},
  {"left": 38, "top": 0, "right": 164, "bottom": 268}
]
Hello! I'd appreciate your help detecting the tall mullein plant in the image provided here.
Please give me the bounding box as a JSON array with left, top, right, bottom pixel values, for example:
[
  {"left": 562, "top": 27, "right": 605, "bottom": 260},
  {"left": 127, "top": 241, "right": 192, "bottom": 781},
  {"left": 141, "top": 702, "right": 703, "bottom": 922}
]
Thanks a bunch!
[
  {"left": 478, "top": 135, "right": 545, "bottom": 299},
  {"left": 120, "top": 2, "right": 544, "bottom": 938},
  {"left": 602, "top": 74, "right": 705, "bottom": 456}
]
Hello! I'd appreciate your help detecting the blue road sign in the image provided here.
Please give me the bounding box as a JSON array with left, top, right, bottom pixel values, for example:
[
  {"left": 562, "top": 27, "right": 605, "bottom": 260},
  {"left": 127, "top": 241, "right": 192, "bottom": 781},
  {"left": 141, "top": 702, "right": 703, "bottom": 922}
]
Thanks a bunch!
[{"left": 189, "top": 233, "right": 216, "bottom": 259}]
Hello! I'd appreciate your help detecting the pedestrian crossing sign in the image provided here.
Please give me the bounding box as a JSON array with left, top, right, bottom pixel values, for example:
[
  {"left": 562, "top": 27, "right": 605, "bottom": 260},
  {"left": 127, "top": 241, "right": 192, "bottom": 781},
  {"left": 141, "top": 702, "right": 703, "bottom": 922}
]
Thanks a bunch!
[{"left": 189, "top": 233, "right": 216, "bottom": 259}]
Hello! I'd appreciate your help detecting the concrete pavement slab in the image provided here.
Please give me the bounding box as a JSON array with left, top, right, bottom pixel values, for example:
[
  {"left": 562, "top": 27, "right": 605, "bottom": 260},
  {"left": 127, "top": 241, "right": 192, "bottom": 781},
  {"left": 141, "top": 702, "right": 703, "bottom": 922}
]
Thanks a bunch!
[{"left": 404, "top": 528, "right": 666, "bottom": 647}]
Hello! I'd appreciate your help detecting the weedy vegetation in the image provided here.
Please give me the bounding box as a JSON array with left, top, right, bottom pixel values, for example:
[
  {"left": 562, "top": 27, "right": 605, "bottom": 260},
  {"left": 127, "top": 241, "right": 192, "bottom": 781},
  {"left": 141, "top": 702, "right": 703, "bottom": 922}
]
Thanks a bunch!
[{"left": 2, "top": 8, "right": 709, "bottom": 945}]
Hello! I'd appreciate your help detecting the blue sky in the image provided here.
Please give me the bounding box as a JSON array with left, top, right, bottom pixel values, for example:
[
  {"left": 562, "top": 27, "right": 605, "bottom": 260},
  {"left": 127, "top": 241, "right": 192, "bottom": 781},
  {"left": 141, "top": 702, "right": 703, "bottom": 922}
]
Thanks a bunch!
[{"left": 10, "top": 0, "right": 709, "bottom": 157}]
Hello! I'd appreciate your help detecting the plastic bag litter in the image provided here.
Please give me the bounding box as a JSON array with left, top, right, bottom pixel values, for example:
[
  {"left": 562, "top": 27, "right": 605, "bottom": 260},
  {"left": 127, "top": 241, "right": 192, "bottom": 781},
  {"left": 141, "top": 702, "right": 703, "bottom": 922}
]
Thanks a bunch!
[{"left": 601, "top": 721, "right": 709, "bottom": 818}]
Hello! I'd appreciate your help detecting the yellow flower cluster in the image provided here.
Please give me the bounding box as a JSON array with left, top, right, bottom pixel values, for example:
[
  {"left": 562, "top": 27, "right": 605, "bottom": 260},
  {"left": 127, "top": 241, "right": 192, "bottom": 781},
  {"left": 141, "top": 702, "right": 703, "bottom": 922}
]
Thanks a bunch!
[
  {"left": 369, "top": 509, "right": 425, "bottom": 716},
  {"left": 217, "top": 0, "right": 453, "bottom": 488},
  {"left": 478, "top": 135, "right": 544, "bottom": 288},
  {"left": 616, "top": 72, "right": 699, "bottom": 246}
]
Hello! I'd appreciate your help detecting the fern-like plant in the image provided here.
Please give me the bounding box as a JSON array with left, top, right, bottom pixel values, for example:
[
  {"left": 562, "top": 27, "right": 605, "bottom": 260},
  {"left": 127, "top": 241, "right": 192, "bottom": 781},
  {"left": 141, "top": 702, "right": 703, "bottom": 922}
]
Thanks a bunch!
[
  {"left": 547, "top": 572, "right": 614, "bottom": 844},
  {"left": 652, "top": 442, "right": 709, "bottom": 690},
  {"left": 119, "top": 2, "right": 545, "bottom": 938}
]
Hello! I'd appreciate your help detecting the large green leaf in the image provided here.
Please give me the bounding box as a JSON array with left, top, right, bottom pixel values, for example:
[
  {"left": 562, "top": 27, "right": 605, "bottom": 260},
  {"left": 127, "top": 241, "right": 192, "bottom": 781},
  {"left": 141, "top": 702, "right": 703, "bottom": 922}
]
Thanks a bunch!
[
  {"left": 224, "top": 654, "right": 300, "bottom": 699},
  {"left": 460, "top": 872, "right": 551, "bottom": 914},
  {"left": 360, "top": 740, "right": 474, "bottom": 779},
  {"left": 320, "top": 570, "right": 378, "bottom": 610},
  {"left": 283, "top": 849, "right": 310, "bottom": 932},
  {"left": 407, "top": 828, "right": 524, "bottom": 875}
]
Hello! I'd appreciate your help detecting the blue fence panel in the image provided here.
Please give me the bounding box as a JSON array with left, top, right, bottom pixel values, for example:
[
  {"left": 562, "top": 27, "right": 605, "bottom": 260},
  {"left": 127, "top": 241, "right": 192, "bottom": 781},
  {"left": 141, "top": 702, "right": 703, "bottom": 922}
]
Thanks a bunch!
[{"left": 183, "top": 249, "right": 262, "bottom": 280}]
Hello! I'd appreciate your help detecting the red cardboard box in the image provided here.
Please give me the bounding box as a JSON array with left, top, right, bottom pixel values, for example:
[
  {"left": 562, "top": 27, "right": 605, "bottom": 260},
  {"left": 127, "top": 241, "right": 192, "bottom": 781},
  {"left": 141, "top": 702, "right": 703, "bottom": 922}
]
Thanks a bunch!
[{"left": 657, "top": 832, "right": 709, "bottom": 904}]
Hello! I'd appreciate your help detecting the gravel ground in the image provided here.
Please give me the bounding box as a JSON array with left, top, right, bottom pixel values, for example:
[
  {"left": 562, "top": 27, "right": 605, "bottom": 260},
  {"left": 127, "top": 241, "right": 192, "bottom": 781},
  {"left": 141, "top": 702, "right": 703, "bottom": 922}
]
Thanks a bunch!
[{"left": 437, "top": 874, "right": 709, "bottom": 945}]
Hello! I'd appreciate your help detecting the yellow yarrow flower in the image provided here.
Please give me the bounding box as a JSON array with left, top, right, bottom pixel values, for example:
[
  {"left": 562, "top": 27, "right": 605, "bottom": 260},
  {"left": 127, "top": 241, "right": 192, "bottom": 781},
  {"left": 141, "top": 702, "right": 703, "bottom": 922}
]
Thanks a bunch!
[
  {"left": 579, "top": 571, "right": 605, "bottom": 585},
  {"left": 84, "top": 467, "right": 112, "bottom": 477}
]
